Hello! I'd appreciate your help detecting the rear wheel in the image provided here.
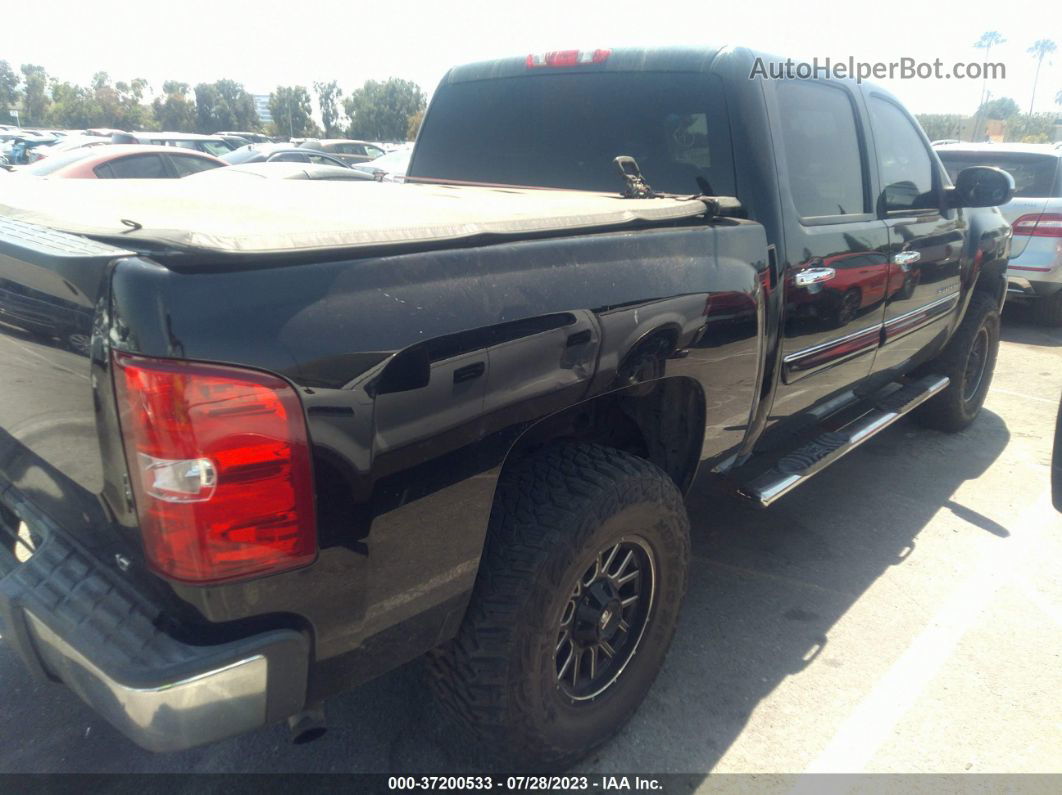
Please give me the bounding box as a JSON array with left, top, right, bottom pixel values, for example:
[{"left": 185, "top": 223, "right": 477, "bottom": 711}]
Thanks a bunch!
[
  {"left": 1032, "top": 290, "right": 1062, "bottom": 327},
  {"left": 428, "top": 443, "right": 690, "bottom": 770},
  {"left": 914, "top": 292, "right": 1000, "bottom": 432}
]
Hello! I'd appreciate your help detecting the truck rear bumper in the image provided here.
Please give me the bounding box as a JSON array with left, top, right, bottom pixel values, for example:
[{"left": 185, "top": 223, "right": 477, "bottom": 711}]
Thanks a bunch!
[{"left": 0, "top": 493, "right": 309, "bottom": 752}]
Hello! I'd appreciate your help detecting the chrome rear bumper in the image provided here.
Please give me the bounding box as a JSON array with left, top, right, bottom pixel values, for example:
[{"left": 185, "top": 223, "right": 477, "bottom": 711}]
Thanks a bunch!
[{"left": 0, "top": 493, "right": 308, "bottom": 752}]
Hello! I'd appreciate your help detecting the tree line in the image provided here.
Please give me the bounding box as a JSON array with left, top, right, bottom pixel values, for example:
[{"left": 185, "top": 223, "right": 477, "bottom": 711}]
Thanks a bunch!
[
  {"left": 0, "top": 62, "right": 426, "bottom": 141},
  {"left": 917, "top": 33, "right": 1061, "bottom": 144}
]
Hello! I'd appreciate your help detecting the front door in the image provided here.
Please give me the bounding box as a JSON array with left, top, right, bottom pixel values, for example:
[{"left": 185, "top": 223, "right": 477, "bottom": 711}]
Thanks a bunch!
[{"left": 867, "top": 95, "right": 966, "bottom": 372}]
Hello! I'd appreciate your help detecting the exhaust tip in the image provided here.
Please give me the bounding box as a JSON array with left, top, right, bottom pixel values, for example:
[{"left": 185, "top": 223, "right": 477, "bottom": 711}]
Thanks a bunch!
[{"left": 287, "top": 702, "right": 327, "bottom": 744}]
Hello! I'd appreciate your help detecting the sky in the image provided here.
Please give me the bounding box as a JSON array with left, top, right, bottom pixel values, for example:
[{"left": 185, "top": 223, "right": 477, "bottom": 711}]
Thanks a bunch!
[{"left": 3, "top": 0, "right": 1060, "bottom": 119}]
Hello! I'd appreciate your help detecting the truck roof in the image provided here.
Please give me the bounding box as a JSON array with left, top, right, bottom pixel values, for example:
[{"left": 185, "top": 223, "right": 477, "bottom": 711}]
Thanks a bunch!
[
  {"left": 0, "top": 179, "right": 707, "bottom": 260},
  {"left": 442, "top": 46, "right": 725, "bottom": 84}
]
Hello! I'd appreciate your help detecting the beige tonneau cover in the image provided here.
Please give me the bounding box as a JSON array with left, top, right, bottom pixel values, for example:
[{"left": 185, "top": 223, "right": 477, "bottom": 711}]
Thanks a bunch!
[{"left": 0, "top": 178, "right": 706, "bottom": 256}]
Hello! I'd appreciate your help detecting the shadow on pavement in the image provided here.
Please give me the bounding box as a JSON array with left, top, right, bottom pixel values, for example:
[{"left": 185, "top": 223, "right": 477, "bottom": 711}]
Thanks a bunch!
[
  {"left": 0, "top": 410, "right": 1012, "bottom": 775},
  {"left": 1000, "top": 303, "right": 1062, "bottom": 348}
]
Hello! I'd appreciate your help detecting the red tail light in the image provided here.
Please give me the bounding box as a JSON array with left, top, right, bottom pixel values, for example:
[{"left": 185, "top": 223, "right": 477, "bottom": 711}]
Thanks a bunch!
[
  {"left": 526, "top": 49, "right": 611, "bottom": 69},
  {"left": 1011, "top": 213, "right": 1062, "bottom": 238},
  {"left": 113, "top": 353, "right": 316, "bottom": 583}
]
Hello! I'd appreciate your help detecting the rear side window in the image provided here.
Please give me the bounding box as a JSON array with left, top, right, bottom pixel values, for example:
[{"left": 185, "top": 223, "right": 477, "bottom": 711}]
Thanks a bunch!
[
  {"left": 271, "top": 152, "right": 311, "bottom": 163},
  {"left": 869, "top": 97, "right": 935, "bottom": 212},
  {"left": 95, "top": 154, "right": 167, "bottom": 178},
  {"left": 199, "top": 140, "right": 233, "bottom": 156},
  {"left": 776, "top": 80, "right": 866, "bottom": 218},
  {"left": 936, "top": 152, "right": 1059, "bottom": 198},
  {"left": 411, "top": 72, "right": 735, "bottom": 196},
  {"left": 170, "top": 154, "right": 221, "bottom": 177}
]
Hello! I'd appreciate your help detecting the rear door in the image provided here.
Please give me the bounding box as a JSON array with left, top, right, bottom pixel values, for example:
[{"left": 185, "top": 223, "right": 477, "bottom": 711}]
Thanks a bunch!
[
  {"left": 867, "top": 95, "right": 966, "bottom": 371},
  {"left": 768, "top": 78, "right": 891, "bottom": 415}
]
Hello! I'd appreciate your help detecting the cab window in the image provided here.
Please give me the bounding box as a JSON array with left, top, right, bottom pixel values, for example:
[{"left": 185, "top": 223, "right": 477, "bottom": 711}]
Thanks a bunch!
[
  {"left": 869, "top": 97, "right": 936, "bottom": 212},
  {"left": 776, "top": 80, "right": 867, "bottom": 219}
]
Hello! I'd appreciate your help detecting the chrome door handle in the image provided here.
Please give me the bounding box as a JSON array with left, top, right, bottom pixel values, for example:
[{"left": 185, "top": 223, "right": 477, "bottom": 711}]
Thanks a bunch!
[
  {"left": 794, "top": 267, "right": 836, "bottom": 287},
  {"left": 893, "top": 250, "right": 921, "bottom": 266}
]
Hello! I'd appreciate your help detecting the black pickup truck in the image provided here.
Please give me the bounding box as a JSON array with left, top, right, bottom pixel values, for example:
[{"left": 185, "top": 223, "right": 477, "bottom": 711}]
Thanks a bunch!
[{"left": 0, "top": 46, "right": 1013, "bottom": 769}]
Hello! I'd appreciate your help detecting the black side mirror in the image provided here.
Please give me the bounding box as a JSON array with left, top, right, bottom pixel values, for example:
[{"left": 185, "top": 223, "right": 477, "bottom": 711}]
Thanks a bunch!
[{"left": 948, "top": 166, "right": 1014, "bottom": 208}]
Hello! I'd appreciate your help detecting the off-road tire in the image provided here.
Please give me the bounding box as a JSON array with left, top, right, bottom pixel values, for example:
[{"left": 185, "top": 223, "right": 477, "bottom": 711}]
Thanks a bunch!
[
  {"left": 427, "top": 443, "right": 690, "bottom": 771},
  {"left": 913, "top": 292, "right": 1000, "bottom": 432},
  {"left": 1032, "top": 290, "right": 1062, "bottom": 327}
]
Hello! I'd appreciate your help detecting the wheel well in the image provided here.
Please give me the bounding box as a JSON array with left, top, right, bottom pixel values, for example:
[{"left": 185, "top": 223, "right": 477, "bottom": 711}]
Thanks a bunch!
[
  {"left": 500, "top": 376, "right": 706, "bottom": 494},
  {"left": 973, "top": 261, "right": 1007, "bottom": 310}
]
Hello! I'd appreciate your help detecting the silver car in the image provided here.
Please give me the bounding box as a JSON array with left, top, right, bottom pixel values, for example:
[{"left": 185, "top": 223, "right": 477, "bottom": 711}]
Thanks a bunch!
[{"left": 937, "top": 143, "right": 1062, "bottom": 325}]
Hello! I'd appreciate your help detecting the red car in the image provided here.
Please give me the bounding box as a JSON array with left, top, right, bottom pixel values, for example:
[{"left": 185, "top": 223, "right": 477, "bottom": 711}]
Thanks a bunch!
[{"left": 17, "top": 145, "right": 225, "bottom": 179}]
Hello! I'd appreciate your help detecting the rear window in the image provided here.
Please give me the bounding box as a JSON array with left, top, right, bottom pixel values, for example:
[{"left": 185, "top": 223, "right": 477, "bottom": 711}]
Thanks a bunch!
[
  {"left": 411, "top": 72, "right": 734, "bottom": 196},
  {"left": 96, "top": 154, "right": 167, "bottom": 178},
  {"left": 936, "top": 152, "right": 1060, "bottom": 198},
  {"left": 170, "top": 154, "right": 221, "bottom": 177}
]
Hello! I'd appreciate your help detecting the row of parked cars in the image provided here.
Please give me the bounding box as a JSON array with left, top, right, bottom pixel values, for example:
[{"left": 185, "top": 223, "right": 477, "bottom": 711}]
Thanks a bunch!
[{"left": 0, "top": 127, "right": 412, "bottom": 181}]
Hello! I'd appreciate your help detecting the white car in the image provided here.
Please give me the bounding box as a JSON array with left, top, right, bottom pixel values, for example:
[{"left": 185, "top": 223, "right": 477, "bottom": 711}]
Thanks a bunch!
[{"left": 936, "top": 142, "right": 1062, "bottom": 325}]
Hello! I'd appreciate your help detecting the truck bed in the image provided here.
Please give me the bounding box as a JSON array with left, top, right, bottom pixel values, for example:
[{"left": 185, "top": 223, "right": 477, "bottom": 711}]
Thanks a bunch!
[{"left": 0, "top": 179, "right": 707, "bottom": 260}]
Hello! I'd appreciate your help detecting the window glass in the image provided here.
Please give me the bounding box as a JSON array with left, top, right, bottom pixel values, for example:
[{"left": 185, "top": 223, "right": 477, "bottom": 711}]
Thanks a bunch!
[
  {"left": 365, "top": 145, "right": 384, "bottom": 158},
  {"left": 97, "top": 154, "right": 166, "bottom": 178},
  {"left": 411, "top": 72, "right": 735, "bottom": 196},
  {"left": 936, "top": 152, "right": 1058, "bottom": 198},
  {"left": 199, "top": 140, "right": 233, "bottom": 156},
  {"left": 869, "top": 97, "right": 935, "bottom": 211},
  {"left": 271, "top": 151, "right": 311, "bottom": 163},
  {"left": 776, "top": 80, "right": 866, "bottom": 217},
  {"left": 170, "top": 154, "right": 221, "bottom": 177},
  {"left": 306, "top": 153, "right": 343, "bottom": 166}
]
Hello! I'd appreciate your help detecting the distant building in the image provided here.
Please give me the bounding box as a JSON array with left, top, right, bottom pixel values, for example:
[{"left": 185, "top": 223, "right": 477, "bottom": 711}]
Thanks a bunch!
[{"left": 253, "top": 95, "right": 273, "bottom": 125}]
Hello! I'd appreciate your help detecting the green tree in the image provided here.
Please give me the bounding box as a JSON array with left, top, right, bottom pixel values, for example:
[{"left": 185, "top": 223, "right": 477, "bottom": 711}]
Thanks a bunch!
[
  {"left": 1027, "top": 39, "right": 1057, "bottom": 114},
  {"left": 973, "top": 32, "right": 1006, "bottom": 109},
  {"left": 152, "top": 81, "right": 197, "bottom": 132},
  {"left": 0, "top": 60, "right": 20, "bottom": 124},
  {"left": 980, "top": 97, "right": 1020, "bottom": 119},
  {"left": 1004, "top": 112, "right": 1056, "bottom": 143},
  {"left": 269, "top": 86, "right": 315, "bottom": 138},
  {"left": 343, "top": 78, "right": 425, "bottom": 142},
  {"left": 915, "top": 114, "right": 965, "bottom": 141},
  {"left": 19, "top": 64, "right": 50, "bottom": 126},
  {"left": 194, "top": 80, "right": 258, "bottom": 133},
  {"left": 314, "top": 80, "right": 344, "bottom": 138},
  {"left": 406, "top": 108, "right": 425, "bottom": 141},
  {"left": 46, "top": 81, "right": 97, "bottom": 128}
]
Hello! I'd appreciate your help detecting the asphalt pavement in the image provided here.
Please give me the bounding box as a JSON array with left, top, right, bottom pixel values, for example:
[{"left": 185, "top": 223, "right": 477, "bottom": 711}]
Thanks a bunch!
[{"left": 2, "top": 304, "right": 1060, "bottom": 779}]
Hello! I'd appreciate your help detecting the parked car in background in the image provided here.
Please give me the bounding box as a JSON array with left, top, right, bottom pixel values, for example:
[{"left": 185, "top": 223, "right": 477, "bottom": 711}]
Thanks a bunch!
[
  {"left": 189, "top": 162, "right": 373, "bottom": 181},
  {"left": 217, "top": 131, "right": 273, "bottom": 144},
  {"left": 221, "top": 143, "right": 351, "bottom": 168},
  {"left": 23, "top": 135, "right": 114, "bottom": 163},
  {"left": 110, "top": 132, "right": 237, "bottom": 157},
  {"left": 936, "top": 143, "right": 1062, "bottom": 325},
  {"left": 297, "top": 138, "right": 385, "bottom": 164},
  {"left": 350, "top": 147, "right": 411, "bottom": 181},
  {"left": 15, "top": 145, "right": 225, "bottom": 179},
  {"left": 0, "top": 132, "right": 58, "bottom": 164}
]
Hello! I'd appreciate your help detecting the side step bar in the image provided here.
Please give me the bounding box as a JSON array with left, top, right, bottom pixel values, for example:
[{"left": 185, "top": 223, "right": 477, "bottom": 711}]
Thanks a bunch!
[{"left": 739, "top": 374, "right": 950, "bottom": 507}]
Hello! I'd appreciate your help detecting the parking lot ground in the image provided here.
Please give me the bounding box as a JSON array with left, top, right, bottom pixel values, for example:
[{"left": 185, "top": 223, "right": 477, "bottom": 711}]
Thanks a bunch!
[{"left": 1, "top": 305, "right": 1060, "bottom": 780}]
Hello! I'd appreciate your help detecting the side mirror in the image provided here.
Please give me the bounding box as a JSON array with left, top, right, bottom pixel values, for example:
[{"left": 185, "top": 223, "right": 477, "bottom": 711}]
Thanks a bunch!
[{"left": 948, "top": 166, "right": 1014, "bottom": 208}]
